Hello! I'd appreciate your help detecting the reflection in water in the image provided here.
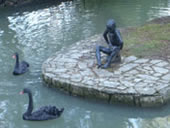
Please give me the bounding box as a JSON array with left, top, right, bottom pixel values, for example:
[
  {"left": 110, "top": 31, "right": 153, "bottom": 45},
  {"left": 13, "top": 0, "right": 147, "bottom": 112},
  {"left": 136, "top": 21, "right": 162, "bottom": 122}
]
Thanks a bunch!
[
  {"left": 127, "top": 116, "right": 170, "bottom": 128},
  {"left": 127, "top": 118, "right": 140, "bottom": 128},
  {"left": 151, "top": 7, "right": 170, "bottom": 18},
  {"left": 0, "top": 100, "right": 8, "bottom": 127},
  {"left": 0, "top": 0, "right": 170, "bottom": 127}
]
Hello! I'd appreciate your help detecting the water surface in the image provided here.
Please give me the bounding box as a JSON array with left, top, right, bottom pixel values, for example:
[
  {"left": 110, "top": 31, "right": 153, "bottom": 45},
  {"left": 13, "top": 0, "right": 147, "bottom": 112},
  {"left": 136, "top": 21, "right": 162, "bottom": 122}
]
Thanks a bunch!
[{"left": 0, "top": 0, "right": 170, "bottom": 127}]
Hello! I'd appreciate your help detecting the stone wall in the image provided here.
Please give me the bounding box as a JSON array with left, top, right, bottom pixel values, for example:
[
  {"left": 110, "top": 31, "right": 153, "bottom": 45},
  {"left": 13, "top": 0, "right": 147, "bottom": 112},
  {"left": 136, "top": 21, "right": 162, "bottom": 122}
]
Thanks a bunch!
[{"left": 42, "top": 35, "right": 170, "bottom": 107}]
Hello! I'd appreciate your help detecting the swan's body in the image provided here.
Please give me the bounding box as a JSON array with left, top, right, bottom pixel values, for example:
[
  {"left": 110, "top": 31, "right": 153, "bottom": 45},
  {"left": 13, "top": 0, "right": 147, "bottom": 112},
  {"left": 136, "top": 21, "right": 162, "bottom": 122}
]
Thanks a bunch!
[
  {"left": 20, "top": 88, "right": 64, "bottom": 121},
  {"left": 13, "top": 52, "right": 29, "bottom": 75}
]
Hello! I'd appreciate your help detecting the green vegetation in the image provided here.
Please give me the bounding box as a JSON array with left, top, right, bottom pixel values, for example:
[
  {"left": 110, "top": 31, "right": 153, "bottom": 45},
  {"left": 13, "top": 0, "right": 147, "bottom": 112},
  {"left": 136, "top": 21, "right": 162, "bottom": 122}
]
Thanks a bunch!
[{"left": 122, "top": 23, "right": 170, "bottom": 58}]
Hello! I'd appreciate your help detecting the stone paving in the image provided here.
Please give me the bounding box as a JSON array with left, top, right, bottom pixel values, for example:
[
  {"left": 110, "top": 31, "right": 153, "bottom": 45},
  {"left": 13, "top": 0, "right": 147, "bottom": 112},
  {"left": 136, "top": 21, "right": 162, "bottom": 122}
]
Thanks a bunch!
[{"left": 42, "top": 35, "right": 170, "bottom": 107}]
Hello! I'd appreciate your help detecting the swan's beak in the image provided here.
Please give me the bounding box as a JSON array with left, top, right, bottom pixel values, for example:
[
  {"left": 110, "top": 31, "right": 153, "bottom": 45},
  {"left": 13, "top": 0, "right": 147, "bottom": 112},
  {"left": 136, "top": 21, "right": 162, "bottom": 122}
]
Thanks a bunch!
[{"left": 19, "top": 91, "right": 24, "bottom": 95}]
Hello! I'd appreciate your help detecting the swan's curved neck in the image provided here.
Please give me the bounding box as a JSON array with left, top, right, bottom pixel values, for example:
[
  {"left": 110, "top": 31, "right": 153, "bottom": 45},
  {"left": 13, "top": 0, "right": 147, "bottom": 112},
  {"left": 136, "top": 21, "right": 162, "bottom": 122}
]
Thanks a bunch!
[
  {"left": 15, "top": 55, "right": 19, "bottom": 68},
  {"left": 26, "top": 92, "right": 33, "bottom": 115}
]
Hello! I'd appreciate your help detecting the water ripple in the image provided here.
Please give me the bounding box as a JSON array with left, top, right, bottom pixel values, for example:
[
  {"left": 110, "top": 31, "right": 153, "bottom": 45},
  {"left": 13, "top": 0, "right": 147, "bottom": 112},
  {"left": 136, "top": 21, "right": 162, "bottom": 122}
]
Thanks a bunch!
[{"left": 0, "top": 0, "right": 170, "bottom": 128}]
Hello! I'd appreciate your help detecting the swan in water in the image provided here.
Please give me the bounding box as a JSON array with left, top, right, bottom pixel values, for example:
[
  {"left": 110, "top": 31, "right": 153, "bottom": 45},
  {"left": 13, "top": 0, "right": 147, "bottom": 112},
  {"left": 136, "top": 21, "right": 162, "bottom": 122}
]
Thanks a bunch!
[
  {"left": 20, "top": 88, "right": 64, "bottom": 121},
  {"left": 12, "top": 52, "right": 29, "bottom": 75}
]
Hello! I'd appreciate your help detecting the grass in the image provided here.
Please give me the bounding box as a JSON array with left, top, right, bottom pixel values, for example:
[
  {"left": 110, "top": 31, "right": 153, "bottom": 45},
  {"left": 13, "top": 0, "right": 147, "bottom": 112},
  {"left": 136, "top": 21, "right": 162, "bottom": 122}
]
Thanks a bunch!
[{"left": 122, "top": 23, "right": 170, "bottom": 58}]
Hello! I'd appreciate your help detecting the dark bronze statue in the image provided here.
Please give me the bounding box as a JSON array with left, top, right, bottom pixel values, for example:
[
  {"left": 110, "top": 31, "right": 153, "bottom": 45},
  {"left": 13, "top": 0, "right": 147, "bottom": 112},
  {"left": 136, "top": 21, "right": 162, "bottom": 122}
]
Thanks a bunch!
[{"left": 96, "top": 19, "right": 123, "bottom": 69}]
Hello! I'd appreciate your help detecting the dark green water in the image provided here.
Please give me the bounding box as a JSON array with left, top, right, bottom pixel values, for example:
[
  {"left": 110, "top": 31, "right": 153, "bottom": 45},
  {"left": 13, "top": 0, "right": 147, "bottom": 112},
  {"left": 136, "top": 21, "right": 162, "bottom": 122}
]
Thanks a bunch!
[{"left": 0, "top": 0, "right": 170, "bottom": 127}]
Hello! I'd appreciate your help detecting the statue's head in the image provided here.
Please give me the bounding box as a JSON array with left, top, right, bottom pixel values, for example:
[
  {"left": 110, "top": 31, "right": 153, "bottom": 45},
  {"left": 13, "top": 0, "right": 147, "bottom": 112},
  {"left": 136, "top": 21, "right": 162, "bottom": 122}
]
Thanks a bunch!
[{"left": 106, "top": 19, "right": 116, "bottom": 33}]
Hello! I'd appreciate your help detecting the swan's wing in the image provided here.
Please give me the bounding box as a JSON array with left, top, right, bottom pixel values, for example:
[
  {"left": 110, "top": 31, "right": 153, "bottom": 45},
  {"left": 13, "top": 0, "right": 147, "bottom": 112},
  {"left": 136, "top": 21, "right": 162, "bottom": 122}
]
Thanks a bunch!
[
  {"left": 21, "top": 61, "right": 29, "bottom": 67},
  {"left": 38, "top": 106, "right": 60, "bottom": 115},
  {"left": 30, "top": 106, "right": 58, "bottom": 121},
  {"left": 23, "top": 106, "right": 64, "bottom": 121},
  {"left": 27, "top": 112, "right": 56, "bottom": 121},
  {"left": 20, "top": 61, "right": 29, "bottom": 73}
]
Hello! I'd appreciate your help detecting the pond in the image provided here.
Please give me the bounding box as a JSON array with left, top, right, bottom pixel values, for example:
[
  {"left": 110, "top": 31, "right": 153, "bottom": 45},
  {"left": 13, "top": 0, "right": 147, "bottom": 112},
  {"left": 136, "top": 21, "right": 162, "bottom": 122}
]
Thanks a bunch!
[{"left": 0, "top": 0, "right": 170, "bottom": 127}]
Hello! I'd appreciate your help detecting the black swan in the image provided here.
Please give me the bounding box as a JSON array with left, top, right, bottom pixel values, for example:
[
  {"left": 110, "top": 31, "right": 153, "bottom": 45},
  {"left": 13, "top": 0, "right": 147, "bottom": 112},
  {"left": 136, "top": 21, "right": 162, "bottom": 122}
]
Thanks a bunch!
[
  {"left": 12, "top": 52, "right": 29, "bottom": 75},
  {"left": 20, "top": 88, "right": 64, "bottom": 121}
]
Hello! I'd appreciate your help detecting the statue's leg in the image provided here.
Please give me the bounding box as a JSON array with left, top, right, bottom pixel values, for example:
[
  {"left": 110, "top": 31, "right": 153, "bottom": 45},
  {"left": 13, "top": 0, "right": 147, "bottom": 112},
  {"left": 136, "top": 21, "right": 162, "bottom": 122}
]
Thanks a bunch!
[
  {"left": 102, "top": 47, "right": 120, "bottom": 68},
  {"left": 114, "top": 52, "right": 121, "bottom": 63},
  {"left": 108, "top": 52, "right": 121, "bottom": 63},
  {"left": 96, "top": 45, "right": 111, "bottom": 68},
  {"left": 96, "top": 46, "right": 102, "bottom": 68}
]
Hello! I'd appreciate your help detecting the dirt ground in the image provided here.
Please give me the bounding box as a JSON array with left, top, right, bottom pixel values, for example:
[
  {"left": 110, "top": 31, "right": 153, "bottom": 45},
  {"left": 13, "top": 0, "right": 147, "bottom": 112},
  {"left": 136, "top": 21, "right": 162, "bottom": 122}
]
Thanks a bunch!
[
  {"left": 122, "top": 16, "right": 170, "bottom": 62},
  {"left": 145, "top": 16, "right": 170, "bottom": 62}
]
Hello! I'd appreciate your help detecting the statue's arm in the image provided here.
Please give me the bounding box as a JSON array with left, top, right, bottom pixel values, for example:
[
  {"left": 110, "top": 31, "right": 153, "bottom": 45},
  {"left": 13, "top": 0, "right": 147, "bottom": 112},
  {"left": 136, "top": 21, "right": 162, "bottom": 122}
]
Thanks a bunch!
[
  {"left": 103, "top": 29, "right": 109, "bottom": 45},
  {"left": 116, "top": 30, "right": 124, "bottom": 49}
]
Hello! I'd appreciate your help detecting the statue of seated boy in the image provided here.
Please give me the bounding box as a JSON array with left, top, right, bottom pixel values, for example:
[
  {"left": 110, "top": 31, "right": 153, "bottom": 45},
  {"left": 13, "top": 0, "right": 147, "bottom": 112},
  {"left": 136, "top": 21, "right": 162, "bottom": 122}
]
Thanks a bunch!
[{"left": 96, "top": 19, "right": 123, "bottom": 69}]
